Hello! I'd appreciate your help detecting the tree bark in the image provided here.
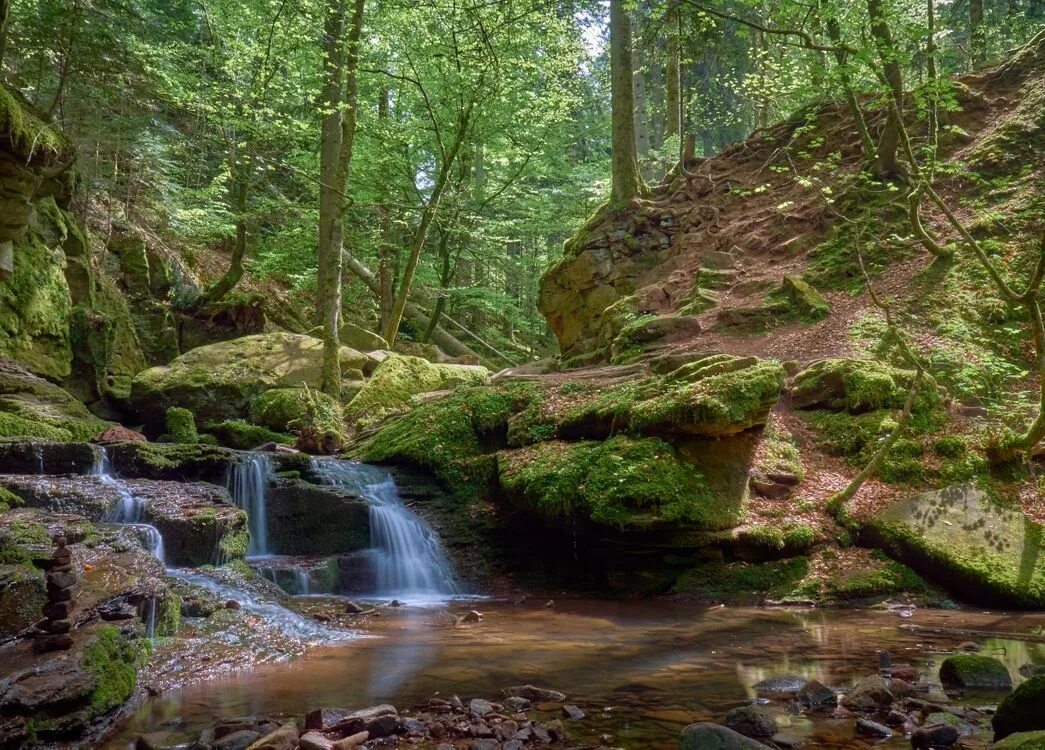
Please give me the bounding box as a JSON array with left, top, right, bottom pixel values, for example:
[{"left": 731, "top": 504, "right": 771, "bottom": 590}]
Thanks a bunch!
[
  {"left": 970, "top": 0, "right": 985, "bottom": 67},
  {"left": 317, "top": 0, "right": 365, "bottom": 397},
  {"left": 819, "top": 1, "right": 876, "bottom": 162},
  {"left": 195, "top": 151, "right": 250, "bottom": 308},
  {"left": 0, "top": 0, "right": 11, "bottom": 69},
  {"left": 866, "top": 0, "right": 904, "bottom": 177},
  {"left": 665, "top": 2, "right": 682, "bottom": 155},
  {"left": 631, "top": 14, "right": 650, "bottom": 160},
  {"left": 610, "top": 0, "right": 643, "bottom": 203}
]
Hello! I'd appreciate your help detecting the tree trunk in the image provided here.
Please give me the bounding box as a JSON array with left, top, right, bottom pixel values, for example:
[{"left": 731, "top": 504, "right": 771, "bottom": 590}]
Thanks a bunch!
[
  {"left": 382, "top": 100, "right": 474, "bottom": 346},
  {"left": 926, "top": 0, "right": 939, "bottom": 175},
  {"left": 631, "top": 14, "right": 650, "bottom": 160},
  {"left": 610, "top": 0, "right": 642, "bottom": 204},
  {"left": 820, "top": 2, "right": 876, "bottom": 162},
  {"left": 422, "top": 228, "right": 453, "bottom": 343},
  {"left": 970, "top": 0, "right": 985, "bottom": 67},
  {"left": 195, "top": 151, "right": 250, "bottom": 307},
  {"left": 665, "top": 2, "right": 682, "bottom": 155},
  {"left": 0, "top": 0, "right": 11, "bottom": 69},
  {"left": 317, "top": 0, "right": 365, "bottom": 397},
  {"left": 866, "top": 0, "right": 904, "bottom": 178}
]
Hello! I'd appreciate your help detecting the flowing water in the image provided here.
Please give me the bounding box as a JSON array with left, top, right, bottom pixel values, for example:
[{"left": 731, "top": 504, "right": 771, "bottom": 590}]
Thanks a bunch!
[
  {"left": 91, "top": 447, "right": 166, "bottom": 563},
  {"left": 103, "top": 602, "right": 1045, "bottom": 749},
  {"left": 310, "top": 458, "right": 458, "bottom": 600},
  {"left": 227, "top": 453, "right": 273, "bottom": 557}
]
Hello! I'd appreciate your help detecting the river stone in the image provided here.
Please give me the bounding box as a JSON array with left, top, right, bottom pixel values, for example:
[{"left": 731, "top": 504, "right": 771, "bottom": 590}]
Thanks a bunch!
[
  {"left": 214, "top": 731, "right": 262, "bottom": 750},
  {"left": 855, "top": 718, "right": 892, "bottom": 738},
  {"left": 562, "top": 704, "right": 585, "bottom": 720},
  {"left": 245, "top": 723, "right": 298, "bottom": 750},
  {"left": 752, "top": 675, "right": 807, "bottom": 698},
  {"left": 503, "top": 696, "right": 530, "bottom": 712},
  {"left": 939, "top": 654, "right": 1013, "bottom": 690},
  {"left": 130, "top": 333, "right": 367, "bottom": 431},
  {"left": 993, "top": 675, "right": 1045, "bottom": 740},
  {"left": 298, "top": 732, "right": 335, "bottom": 750},
  {"left": 867, "top": 484, "right": 1045, "bottom": 608},
  {"left": 345, "top": 354, "right": 489, "bottom": 421},
  {"left": 365, "top": 714, "right": 398, "bottom": 739},
  {"left": 722, "top": 706, "right": 777, "bottom": 738},
  {"left": 911, "top": 723, "right": 960, "bottom": 749},
  {"left": 503, "top": 685, "right": 566, "bottom": 702},
  {"left": 265, "top": 480, "right": 370, "bottom": 556},
  {"left": 469, "top": 698, "right": 495, "bottom": 718},
  {"left": 993, "top": 731, "right": 1045, "bottom": 749},
  {"left": 679, "top": 723, "right": 771, "bottom": 749},
  {"left": 796, "top": 679, "right": 836, "bottom": 707},
  {"left": 332, "top": 732, "right": 369, "bottom": 750},
  {"left": 840, "top": 676, "right": 894, "bottom": 711}
]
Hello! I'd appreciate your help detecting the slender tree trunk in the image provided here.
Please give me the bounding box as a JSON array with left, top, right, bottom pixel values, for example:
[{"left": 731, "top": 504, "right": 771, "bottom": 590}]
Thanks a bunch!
[
  {"left": 648, "top": 37, "right": 665, "bottom": 151},
  {"left": 376, "top": 87, "right": 395, "bottom": 335},
  {"left": 926, "top": 0, "right": 939, "bottom": 178},
  {"left": 382, "top": 101, "right": 474, "bottom": 346},
  {"left": 631, "top": 14, "right": 650, "bottom": 160},
  {"left": 866, "top": 0, "right": 904, "bottom": 177},
  {"left": 665, "top": 2, "right": 682, "bottom": 156},
  {"left": 0, "top": 0, "right": 11, "bottom": 70},
  {"left": 610, "top": 0, "right": 643, "bottom": 203},
  {"left": 423, "top": 228, "right": 453, "bottom": 343},
  {"left": 819, "top": 1, "right": 876, "bottom": 162},
  {"left": 196, "top": 150, "right": 251, "bottom": 307},
  {"left": 970, "top": 0, "right": 985, "bottom": 67}
]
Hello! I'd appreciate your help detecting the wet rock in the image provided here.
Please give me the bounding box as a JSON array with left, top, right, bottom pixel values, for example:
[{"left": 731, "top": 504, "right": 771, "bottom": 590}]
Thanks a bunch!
[
  {"left": 398, "top": 717, "right": 425, "bottom": 735},
  {"left": 244, "top": 722, "right": 298, "bottom": 750},
  {"left": 562, "top": 704, "right": 585, "bottom": 720},
  {"left": 469, "top": 740, "right": 500, "bottom": 750},
  {"left": 344, "top": 601, "right": 364, "bottom": 614},
  {"left": 461, "top": 610, "right": 482, "bottom": 623},
  {"left": 214, "top": 730, "right": 262, "bottom": 750},
  {"left": 494, "top": 720, "right": 519, "bottom": 741},
  {"left": 939, "top": 654, "right": 1013, "bottom": 690},
  {"left": 389, "top": 599, "right": 402, "bottom": 607},
  {"left": 886, "top": 710, "right": 909, "bottom": 727},
  {"left": 840, "top": 676, "right": 895, "bottom": 711},
  {"left": 305, "top": 708, "right": 352, "bottom": 731},
  {"left": 94, "top": 426, "right": 147, "bottom": 443},
  {"left": 543, "top": 719, "right": 567, "bottom": 742},
  {"left": 299, "top": 731, "right": 336, "bottom": 750},
  {"left": 503, "top": 685, "right": 566, "bottom": 702},
  {"left": 365, "top": 714, "right": 398, "bottom": 739},
  {"left": 723, "top": 706, "right": 777, "bottom": 738},
  {"left": 958, "top": 641, "right": 980, "bottom": 652},
  {"left": 992, "top": 675, "right": 1045, "bottom": 740},
  {"left": 265, "top": 480, "right": 370, "bottom": 556},
  {"left": 470, "top": 698, "right": 496, "bottom": 718},
  {"left": 135, "top": 731, "right": 184, "bottom": 750},
  {"left": 911, "top": 723, "right": 960, "bottom": 749},
  {"left": 890, "top": 665, "right": 920, "bottom": 682},
  {"left": 225, "top": 599, "right": 241, "bottom": 610},
  {"left": 679, "top": 722, "right": 771, "bottom": 749},
  {"left": 503, "top": 696, "right": 530, "bottom": 712},
  {"left": 795, "top": 679, "right": 836, "bottom": 708},
  {"left": 1019, "top": 664, "right": 1045, "bottom": 678},
  {"left": 332, "top": 732, "right": 369, "bottom": 750},
  {"left": 753, "top": 675, "right": 808, "bottom": 698},
  {"left": 855, "top": 718, "right": 892, "bottom": 738}
]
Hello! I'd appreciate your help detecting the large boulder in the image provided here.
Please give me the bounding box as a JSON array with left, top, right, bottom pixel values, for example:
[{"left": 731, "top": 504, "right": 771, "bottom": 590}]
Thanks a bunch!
[
  {"left": 0, "top": 359, "right": 114, "bottom": 442},
  {"left": 338, "top": 322, "right": 388, "bottom": 352},
  {"left": 939, "top": 655, "right": 1013, "bottom": 690},
  {"left": 130, "top": 333, "right": 367, "bottom": 431},
  {"left": 993, "top": 676, "right": 1045, "bottom": 740},
  {"left": 866, "top": 484, "right": 1045, "bottom": 608},
  {"left": 345, "top": 354, "right": 489, "bottom": 422},
  {"left": 791, "top": 358, "right": 940, "bottom": 414}
]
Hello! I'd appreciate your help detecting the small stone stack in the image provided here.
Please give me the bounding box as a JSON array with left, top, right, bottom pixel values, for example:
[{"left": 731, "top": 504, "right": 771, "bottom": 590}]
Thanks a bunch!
[{"left": 34, "top": 536, "right": 76, "bottom": 653}]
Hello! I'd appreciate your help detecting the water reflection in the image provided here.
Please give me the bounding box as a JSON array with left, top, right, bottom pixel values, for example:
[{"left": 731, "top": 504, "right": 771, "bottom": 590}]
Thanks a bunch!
[{"left": 105, "top": 602, "right": 1045, "bottom": 750}]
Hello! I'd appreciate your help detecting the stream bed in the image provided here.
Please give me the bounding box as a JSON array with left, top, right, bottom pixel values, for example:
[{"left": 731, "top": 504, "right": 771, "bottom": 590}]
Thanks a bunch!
[{"left": 105, "top": 601, "right": 1045, "bottom": 749}]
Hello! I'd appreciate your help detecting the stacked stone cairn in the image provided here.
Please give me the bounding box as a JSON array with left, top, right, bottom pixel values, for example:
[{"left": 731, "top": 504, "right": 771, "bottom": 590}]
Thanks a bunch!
[{"left": 34, "top": 536, "right": 76, "bottom": 653}]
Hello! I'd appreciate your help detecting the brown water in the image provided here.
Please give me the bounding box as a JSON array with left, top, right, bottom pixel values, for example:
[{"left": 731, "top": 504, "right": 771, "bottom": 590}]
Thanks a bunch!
[{"left": 106, "top": 601, "right": 1045, "bottom": 749}]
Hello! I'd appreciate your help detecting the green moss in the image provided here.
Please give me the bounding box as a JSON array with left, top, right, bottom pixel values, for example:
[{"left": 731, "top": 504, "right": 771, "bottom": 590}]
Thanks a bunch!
[
  {"left": 672, "top": 558, "right": 810, "bottom": 601},
  {"left": 0, "top": 411, "right": 70, "bottom": 441},
  {"left": 202, "top": 420, "right": 292, "bottom": 450},
  {"left": 757, "top": 423, "right": 804, "bottom": 479},
  {"left": 83, "top": 626, "right": 149, "bottom": 712},
  {"left": 792, "top": 358, "right": 942, "bottom": 417},
  {"left": 939, "top": 654, "right": 1013, "bottom": 689},
  {"left": 346, "top": 354, "right": 489, "bottom": 422},
  {"left": 165, "top": 407, "right": 199, "bottom": 444},
  {"left": 766, "top": 275, "right": 831, "bottom": 320},
  {"left": 218, "top": 527, "right": 249, "bottom": 561},
  {"left": 498, "top": 436, "right": 737, "bottom": 530},
  {"left": 994, "top": 676, "right": 1045, "bottom": 741},
  {"left": 824, "top": 558, "right": 928, "bottom": 600},
  {"left": 154, "top": 592, "right": 181, "bottom": 637},
  {"left": 0, "top": 86, "right": 68, "bottom": 160},
  {"left": 0, "top": 486, "right": 22, "bottom": 512},
  {"left": 992, "top": 731, "right": 1045, "bottom": 749}
]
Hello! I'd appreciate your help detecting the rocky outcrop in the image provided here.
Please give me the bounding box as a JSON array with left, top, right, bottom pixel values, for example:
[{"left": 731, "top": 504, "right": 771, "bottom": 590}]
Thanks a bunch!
[
  {"left": 265, "top": 480, "right": 370, "bottom": 556},
  {"left": 0, "top": 358, "right": 114, "bottom": 443},
  {"left": 130, "top": 333, "right": 368, "bottom": 432},
  {"left": 345, "top": 354, "right": 490, "bottom": 423},
  {"left": 866, "top": 484, "right": 1045, "bottom": 608},
  {"left": 0, "top": 475, "right": 247, "bottom": 566}
]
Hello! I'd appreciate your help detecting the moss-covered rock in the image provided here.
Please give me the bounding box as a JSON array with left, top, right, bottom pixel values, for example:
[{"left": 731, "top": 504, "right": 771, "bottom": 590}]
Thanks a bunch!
[
  {"left": 0, "top": 358, "right": 114, "bottom": 441},
  {"left": 202, "top": 419, "right": 292, "bottom": 451},
  {"left": 939, "top": 655, "right": 1013, "bottom": 690},
  {"left": 993, "top": 730, "right": 1045, "bottom": 749},
  {"left": 83, "top": 625, "right": 149, "bottom": 712},
  {"left": 0, "top": 562, "right": 46, "bottom": 636},
  {"left": 130, "top": 333, "right": 367, "bottom": 431},
  {"left": 339, "top": 321, "right": 388, "bottom": 352},
  {"left": 249, "top": 388, "right": 317, "bottom": 432},
  {"left": 498, "top": 436, "right": 743, "bottom": 531},
  {"left": 778, "top": 275, "right": 830, "bottom": 320},
  {"left": 165, "top": 407, "right": 198, "bottom": 444},
  {"left": 791, "top": 358, "right": 942, "bottom": 414},
  {"left": 867, "top": 484, "right": 1045, "bottom": 608},
  {"left": 346, "top": 354, "right": 490, "bottom": 423},
  {"left": 993, "top": 676, "right": 1045, "bottom": 740}
]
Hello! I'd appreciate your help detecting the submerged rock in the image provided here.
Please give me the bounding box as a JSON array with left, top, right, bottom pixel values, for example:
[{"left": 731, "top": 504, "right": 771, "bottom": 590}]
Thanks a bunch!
[
  {"left": 679, "top": 722, "right": 770, "bottom": 749},
  {"left": 722, "top": 705, "right": 777, "bottom": 738}
]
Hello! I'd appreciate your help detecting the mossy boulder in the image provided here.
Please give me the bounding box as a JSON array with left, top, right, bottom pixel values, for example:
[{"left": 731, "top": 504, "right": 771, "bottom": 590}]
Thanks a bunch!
[
  {"left": 497, "top": 436, "right": 744, "bottom": 531},
  {"left": 993, "top": 730, "right": 1045, "bottom": 749},
  {"left": 165, "top": 407, "right": 199, "bottom": 444},
  {"left": 0, "top": 358, "right": 114, "bottom": 441},
  {"left": 791, "top": 358, "right": 941, "bottom": 414},
  {"left": 867, "top": 484, "right": 1045, "bottom": 608},
  {"left": 346, "top": 354, "right": 490, "bottom": 422},
  {"left": 778, "top": 275, "right": 830, "bottom": 320},
  {"left": 993, "top": 676, "right": 1045, "bottom": 740},
  {"left": 339, "top": 321, "right": 388, "bottom": 352},
  {"left": 939, "top": 655, "right": 1013, "bottom": 690},
  {"left": 201, "top": 419, "right": 292, "bottom": 451},
  {"left": 249, "top": 388, "right": 319, "bottom": 432},
  {"left": 130, "top": 333, "right": 367, "bottom": 431}
]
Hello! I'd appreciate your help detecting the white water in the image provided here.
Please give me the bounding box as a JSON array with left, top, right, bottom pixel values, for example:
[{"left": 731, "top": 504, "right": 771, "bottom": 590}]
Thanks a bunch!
[
  {"left": 227, "top": 454, "right": 272, "bottom": 557},
  {"left": 92, "top": 447, "right": 166, "bottom": 563},
  {"left": 310, "top": 458, "right": 458, "bottom": 600},
  {"left": 168, "top": 569, "right": 352, "bottom": 643}
]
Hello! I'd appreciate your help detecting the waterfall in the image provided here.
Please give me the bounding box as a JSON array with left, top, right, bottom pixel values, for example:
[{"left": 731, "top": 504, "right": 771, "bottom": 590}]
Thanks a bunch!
[
  {"left": 92, "top": 447, "right": 166, "bottom": 564},
  {"left": 228, "top": 453, "right": 272, "bottom": 557},
  {"left": 311, "top": 458, "right": 458, "bottom": 599}
]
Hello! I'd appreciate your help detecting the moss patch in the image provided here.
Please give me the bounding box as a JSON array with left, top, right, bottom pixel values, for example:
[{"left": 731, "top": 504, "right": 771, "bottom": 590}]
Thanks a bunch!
[
  {"left": 83, "top": 625, "right": 149, "bottom": 712},
  {"left": 672, "top": 558, "right": 811, "bottom": 602},
  {"left": 165, "top": 407, "right": 198, "bottom": 444},
  {"left": 792, "top": 358, "right": 942, "bottom": 416},
  {"left": 201, "top": 420, "right": 292, "bottom": 451},
  {"left": 346, "top": 354, "right": 489, "bottom": 423}
]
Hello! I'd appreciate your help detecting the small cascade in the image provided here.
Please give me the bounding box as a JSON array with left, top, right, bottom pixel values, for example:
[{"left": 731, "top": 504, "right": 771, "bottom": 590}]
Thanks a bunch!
[
  {"left": 311, "top": 458, "right": 458, "bottom": 599},
  {"left": 167, "top": 569, "right": 351, "bottom": 643},
  {"left": 228, "top": 453, "right": 273, "bottom": 557},
  {"left": 253, "top": 557, "right": 332, "bottom": 596},
  {"left": 91, "top": 446, "right": 167, "bottom": 565}
]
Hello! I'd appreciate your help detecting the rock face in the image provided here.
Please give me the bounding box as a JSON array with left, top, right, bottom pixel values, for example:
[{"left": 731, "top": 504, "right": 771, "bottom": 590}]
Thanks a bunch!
[
  {"left": 0, "top": 474, "right": 247, "bottom": 566},
  {"left": 993, "top": 675, "right": 1045, "bottom": 740},
  {"left": 129, "top": 333, "right": 367, "bottom": 431},
  {"left": 867, "top": 484, "right": 1045, "bottom": 608},
  {"left": 265, "top": 479, "right": 370, "bottom": 556}
]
